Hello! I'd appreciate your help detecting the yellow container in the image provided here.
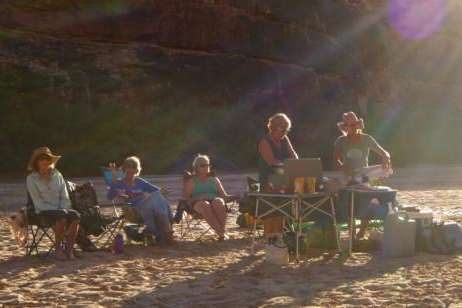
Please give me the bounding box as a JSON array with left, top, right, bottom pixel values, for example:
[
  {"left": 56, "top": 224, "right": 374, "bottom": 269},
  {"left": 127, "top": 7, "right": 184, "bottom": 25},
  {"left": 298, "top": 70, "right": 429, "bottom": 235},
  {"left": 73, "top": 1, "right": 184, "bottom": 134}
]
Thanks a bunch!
[
  {"left": 306, "top": 177, "right": 317, "bottom": 193},
  {"left": 244, "top": 213, "right": 263, "bottom": 226},
  {"left": 294, "top": 177, "right": 305, "bottom": 193}
]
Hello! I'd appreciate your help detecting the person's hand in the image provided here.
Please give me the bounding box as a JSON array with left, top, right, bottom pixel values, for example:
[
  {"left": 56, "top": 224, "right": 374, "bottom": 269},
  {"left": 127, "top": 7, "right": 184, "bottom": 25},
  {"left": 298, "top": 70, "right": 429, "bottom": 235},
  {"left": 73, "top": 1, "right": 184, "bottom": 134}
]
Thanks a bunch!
[
  {"left": 109, "top": 162, "right": 117, "bottom": 173},
  {"left": 109, "top": 162, "right": 119, "bottom": 182},
  {"left": 382, "top": 157, "right": 392, "bottom": 171},
  {"left": 114, "top": 195, "right": 128, "bottom": 204}
]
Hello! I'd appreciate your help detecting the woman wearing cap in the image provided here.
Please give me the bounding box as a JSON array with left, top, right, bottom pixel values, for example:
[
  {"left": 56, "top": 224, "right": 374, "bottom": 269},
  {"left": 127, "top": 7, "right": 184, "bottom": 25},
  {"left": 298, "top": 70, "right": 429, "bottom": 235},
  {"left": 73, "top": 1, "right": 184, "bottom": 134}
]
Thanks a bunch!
[
  {"left": 257, "top": 113, "right": 298, "bottom": 238},
  {"left": 107, "top": 156, "right": 173, "bottom": 245},
  {"left": 334, "top": 111, "right": 392, "bottom": 239},
  {"left": 26, "top": 147, "right": 80, "bottom": 260},
  {"left": 183, "top": 154, "right": 229, "bottom": 241},
  {"left": 258, "top": 113, "right": 299, "bottom": 189}
]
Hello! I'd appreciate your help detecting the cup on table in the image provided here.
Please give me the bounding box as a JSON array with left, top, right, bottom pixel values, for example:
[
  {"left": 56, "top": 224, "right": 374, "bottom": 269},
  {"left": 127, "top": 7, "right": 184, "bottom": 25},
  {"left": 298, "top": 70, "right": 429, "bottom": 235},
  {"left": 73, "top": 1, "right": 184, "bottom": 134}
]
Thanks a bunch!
[
  {"left": 306, "top": 177, "right": 316, "bottom": 193},
  {"left": 294, "top": 177, "right": 305, "bottom": 193}
]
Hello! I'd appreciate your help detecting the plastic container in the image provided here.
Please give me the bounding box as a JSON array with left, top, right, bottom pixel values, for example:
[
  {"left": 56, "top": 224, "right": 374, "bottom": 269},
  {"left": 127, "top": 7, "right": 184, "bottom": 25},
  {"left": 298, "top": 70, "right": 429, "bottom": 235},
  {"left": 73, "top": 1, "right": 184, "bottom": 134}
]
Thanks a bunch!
[
  {"left": 383, "top": 208, "right": 416, "bottom": 257},
  {"left": 113, "top": 233, "right": 124, "bottom": 254},
  {"left": 265, "top": 242, "right": 289, "bottom": 265}
]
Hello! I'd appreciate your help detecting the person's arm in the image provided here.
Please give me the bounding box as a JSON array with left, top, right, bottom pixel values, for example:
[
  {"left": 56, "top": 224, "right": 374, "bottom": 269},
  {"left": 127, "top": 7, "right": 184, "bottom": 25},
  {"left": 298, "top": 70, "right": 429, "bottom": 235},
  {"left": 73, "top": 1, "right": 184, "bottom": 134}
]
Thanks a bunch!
[
  {"left": 56, "top": 172, "right": 71, "bottom": 210},
  {"left": 138, "top": 178, "right": 160, "bottom": 193},
  {"left": 258, "top": 138, "right": 280, "bottom": 166},
  {"left": 183, "top": 178, "right": 194, "bottom": 200},
  {"left": 26, "top": 175, "right": 48, "bottom": 213},
  {"left": 367, "top": 135, "right": 391, "bottom": 169},
  {"left": 107, "top": 182, "right": 122, "bottom": 200},
  {"left": 108, "top": 163, "right": 119, "bottom": 184},
  {"left": 333, "top": 139, "right": 344, "bottom": 170},
  {"left": 215, "top": 177, "right": 228, "bottom": 198},
  {"left": 285, "top": 136, "right": 299, "bottom": 159}
]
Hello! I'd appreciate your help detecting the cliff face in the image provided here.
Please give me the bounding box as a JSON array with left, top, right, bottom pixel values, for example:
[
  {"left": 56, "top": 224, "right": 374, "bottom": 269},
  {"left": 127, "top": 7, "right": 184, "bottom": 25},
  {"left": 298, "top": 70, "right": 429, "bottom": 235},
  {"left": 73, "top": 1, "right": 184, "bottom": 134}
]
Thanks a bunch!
[{"left": 0, "top": 0, "right": 460, "bottom": 175}]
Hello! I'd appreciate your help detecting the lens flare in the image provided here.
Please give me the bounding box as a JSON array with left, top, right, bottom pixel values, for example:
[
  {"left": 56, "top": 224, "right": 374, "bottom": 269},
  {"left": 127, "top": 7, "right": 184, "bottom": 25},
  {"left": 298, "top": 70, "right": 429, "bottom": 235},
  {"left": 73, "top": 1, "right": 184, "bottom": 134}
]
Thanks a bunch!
[{"left": 388, "top": 0, "right": 447, "bottom": 40}]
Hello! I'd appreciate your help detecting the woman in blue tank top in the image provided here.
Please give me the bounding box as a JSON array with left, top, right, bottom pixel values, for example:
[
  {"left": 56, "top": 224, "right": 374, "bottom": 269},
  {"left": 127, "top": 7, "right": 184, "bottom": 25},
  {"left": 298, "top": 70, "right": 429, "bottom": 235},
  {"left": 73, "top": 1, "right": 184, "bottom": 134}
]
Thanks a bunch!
[
  {"left": 257, "top": 113, "right": 298, "bottom": 238},
  {"left": 258, "top": 113, "right": 299, "bottom": 190},
  {"left": 183, "top": 154, "right": 229, "bottom": 241}
]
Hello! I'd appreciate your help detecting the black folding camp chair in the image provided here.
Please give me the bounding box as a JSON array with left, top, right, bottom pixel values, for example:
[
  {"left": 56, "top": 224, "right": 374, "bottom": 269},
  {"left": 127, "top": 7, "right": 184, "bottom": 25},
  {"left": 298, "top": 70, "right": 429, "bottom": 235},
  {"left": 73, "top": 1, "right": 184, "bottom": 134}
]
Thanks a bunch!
[
  {"left": 66, "top": 181, "right": 125, "bottom": 250},
  {"left": 24, "top": 193, "right": 57, "bottom": 257}
]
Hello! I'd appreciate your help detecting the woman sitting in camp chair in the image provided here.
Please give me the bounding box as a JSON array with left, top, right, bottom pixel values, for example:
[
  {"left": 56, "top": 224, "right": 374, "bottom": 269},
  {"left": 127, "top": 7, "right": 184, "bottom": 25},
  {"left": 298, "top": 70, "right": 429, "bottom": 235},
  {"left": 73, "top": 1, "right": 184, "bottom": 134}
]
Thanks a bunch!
[
  {"left": 182, "top": 154, "right": 230, "bottom": 241},
  {"left": 107, "top": 156, "right": 174, "bottom": 245},
  {"left": 26, "top": 147, "right": 81, "bottom": 260}
]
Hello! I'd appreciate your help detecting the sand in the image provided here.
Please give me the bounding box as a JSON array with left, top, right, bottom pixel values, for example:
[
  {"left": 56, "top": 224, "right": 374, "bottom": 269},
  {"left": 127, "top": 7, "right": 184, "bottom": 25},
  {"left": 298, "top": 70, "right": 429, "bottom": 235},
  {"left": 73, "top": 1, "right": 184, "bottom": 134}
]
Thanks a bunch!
[{"left": 1, "top": 166, "right": 462, "bottom": 307}]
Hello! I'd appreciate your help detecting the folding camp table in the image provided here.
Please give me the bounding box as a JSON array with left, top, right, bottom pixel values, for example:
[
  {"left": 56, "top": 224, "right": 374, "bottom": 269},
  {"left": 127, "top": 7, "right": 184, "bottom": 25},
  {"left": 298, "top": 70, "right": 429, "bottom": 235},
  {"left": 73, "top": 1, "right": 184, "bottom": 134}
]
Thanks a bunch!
[{"left": 248, "top": 191, "right": 340, "bottom": 261}]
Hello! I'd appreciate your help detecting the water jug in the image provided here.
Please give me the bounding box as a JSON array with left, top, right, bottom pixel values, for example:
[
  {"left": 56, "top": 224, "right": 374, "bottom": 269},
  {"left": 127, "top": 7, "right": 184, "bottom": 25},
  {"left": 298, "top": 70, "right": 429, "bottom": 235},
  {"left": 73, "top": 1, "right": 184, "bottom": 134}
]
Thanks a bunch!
[
  {"left": 383, "top": 207, "right": 416, "bottom": 257},
  {"left": 113, "top": 233, "right": 124, "bottom": 254}
]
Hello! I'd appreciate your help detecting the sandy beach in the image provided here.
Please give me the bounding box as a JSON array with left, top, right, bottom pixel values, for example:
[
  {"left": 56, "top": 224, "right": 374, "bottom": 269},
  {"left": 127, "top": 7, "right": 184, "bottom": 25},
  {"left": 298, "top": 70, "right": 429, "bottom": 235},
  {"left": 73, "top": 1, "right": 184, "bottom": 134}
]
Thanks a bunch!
[{"left": 1, "top": 166, "right": 462, "bottom": 307}]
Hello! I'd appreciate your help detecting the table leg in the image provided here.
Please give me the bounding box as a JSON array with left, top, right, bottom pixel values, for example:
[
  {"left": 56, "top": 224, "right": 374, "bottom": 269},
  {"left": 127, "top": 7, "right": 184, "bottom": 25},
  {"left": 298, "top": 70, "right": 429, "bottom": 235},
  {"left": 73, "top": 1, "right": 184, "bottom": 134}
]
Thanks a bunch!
[
  {"left": 251, "top": 198, "right": 260, "bottom": 255},
  {"left": 330, "top": 196, "right": 341, "bottom": 253},
  {"left": 296, "top": 197, "right": 301, "bottom": 262},
  {"left": 349, "top": 191, "right": 355, "bottom": 256}
]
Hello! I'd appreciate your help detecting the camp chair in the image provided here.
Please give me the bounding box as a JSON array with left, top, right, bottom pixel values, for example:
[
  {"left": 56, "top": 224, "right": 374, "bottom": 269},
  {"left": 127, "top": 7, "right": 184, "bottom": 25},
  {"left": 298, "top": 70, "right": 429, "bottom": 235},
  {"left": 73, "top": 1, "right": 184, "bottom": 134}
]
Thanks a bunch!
[
  {"left": 66, "top": 181, "right": 125, "bottom": 250},
  {"left": 175, "top": 170, "right": 239, "bottom": 241},
  {"left": 24, "top": 193, "right": 57, "bottom": 257},
  {"left": 100, "top": 167, "right": 146, "bottom": 244}
]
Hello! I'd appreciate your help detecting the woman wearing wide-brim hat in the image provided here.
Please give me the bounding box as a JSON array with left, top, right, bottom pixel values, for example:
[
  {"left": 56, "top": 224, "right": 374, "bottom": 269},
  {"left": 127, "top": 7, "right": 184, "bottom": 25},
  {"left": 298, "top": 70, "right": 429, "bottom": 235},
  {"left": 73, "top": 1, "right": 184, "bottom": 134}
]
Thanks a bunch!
[
  {"left": 26, "top": 147, "right": 81, "bottom": 260},
  {"left": 333, "top": 111, "right": 392, "bottom": 239},
  {"left": 334, "top": 111, "right": 391, "bottom": 175}
]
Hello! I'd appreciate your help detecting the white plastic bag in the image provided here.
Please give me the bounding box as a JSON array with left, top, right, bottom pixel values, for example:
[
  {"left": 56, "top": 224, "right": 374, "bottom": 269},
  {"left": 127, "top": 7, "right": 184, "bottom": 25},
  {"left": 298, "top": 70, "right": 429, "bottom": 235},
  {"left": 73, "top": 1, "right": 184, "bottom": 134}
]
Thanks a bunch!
[{"left": 265, "top": 242, "right": 289, "bottom": 265}]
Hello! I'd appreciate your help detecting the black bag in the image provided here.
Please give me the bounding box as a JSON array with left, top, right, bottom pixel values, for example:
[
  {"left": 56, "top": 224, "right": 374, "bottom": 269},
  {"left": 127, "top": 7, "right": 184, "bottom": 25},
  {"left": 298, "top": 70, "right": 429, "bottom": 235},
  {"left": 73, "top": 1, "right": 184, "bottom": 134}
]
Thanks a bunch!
[
  {"left": 421, "top": 223, "right": 458, "bottom": 254},
  {"left": 238, "top": 195, "right": 254, "bottom": 214},
  {"left": 67, "top": 181, "right": 107, "bottom": 236}
]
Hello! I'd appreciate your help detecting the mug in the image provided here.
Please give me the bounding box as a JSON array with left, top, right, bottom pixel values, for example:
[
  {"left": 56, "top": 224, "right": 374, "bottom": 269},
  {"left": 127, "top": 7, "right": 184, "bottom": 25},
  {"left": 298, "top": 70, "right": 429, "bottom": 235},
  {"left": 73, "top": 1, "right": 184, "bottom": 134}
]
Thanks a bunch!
[
  {"left": 294, "top": 177, "right": 305, "bottom": 193},
  {"left": 306, "top": 177, "right": 316, "bottom": 193}
]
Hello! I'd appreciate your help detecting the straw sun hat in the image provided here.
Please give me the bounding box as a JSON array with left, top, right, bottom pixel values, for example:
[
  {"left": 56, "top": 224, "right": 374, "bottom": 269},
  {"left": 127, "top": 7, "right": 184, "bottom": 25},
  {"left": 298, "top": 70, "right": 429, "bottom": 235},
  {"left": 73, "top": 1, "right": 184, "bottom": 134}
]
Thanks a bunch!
[
  {"left": 337, "top": 111, "right": 365, "bottom": 134},
  {"left": 27, "top": 147, "right": 61, "bottom": 171}
]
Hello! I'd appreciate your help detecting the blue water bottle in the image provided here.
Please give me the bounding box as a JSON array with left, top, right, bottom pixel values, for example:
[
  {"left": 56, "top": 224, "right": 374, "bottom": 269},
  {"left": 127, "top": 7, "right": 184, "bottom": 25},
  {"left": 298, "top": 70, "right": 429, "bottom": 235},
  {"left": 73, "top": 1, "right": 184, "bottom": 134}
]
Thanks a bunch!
[{"left": 113, "top": 233, "right": 124, "bottom": 254}]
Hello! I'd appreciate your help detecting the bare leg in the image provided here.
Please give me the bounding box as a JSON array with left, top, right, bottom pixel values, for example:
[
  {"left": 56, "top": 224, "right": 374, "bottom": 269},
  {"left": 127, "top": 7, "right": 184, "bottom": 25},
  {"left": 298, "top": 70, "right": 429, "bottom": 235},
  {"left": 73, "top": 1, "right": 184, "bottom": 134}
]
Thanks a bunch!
[
  {"left": 356, "top": 219, "right": 369, "bottom": 240},
  {"left": 193, "top": 201, "right": 222, "bottom": 236},
  {"left": 53, "top": 219, "right": 67, "bottom": 260},
  {"left": 66, "top": 221, "right": 80, "bottom": 259},
  {"left": 211, "top": 198, "right": 227, "bottom": 238}
]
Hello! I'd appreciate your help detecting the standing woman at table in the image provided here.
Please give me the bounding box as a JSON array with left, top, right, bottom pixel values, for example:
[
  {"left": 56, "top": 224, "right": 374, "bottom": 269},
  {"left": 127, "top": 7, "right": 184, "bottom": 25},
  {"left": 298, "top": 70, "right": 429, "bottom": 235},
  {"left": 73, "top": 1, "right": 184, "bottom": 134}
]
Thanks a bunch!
[
  {"left": 333, "top": 111, "right": 392, "bottom": 239},
  {"left": 258, "top": 113, "right": 298, "bottom": 237},
  {"left": 258, "top": 113, "right": 299, "bottom": 189}
]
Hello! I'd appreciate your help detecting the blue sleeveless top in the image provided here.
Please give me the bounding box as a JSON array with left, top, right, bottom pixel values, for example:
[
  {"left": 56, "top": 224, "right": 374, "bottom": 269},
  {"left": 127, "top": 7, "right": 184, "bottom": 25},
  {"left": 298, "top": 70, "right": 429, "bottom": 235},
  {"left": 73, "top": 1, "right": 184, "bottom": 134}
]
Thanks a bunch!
[
  {"left": 258, "top": 134, "right": 291, "bottom": 186},
  {"left": 191, "top": 177, "right": 218, "bottom": 199}
]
